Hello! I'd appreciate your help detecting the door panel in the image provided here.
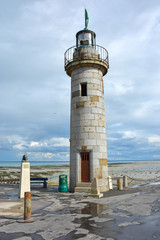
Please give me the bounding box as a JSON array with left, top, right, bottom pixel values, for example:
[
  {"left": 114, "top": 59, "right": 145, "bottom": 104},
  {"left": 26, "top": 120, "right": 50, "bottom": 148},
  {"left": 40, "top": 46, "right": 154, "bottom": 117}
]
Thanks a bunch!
[{"left": 81, "top": 152, "right": 90, "bottom": 182}]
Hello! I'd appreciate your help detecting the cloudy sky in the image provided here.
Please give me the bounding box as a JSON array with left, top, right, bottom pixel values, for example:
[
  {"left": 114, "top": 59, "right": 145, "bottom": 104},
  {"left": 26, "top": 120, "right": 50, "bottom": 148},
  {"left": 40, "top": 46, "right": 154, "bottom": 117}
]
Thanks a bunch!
[{"left": 0, "top": 0, "right": 160, "bottom": 163}]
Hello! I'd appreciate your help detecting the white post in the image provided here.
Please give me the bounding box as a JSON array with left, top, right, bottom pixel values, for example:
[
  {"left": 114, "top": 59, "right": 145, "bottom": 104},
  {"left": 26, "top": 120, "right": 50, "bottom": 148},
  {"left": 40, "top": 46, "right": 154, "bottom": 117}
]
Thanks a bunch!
[
  {"left": 108, "top": 176, "right": 113, "bottom": 190},
  {"left": 123, "top": 176, "right": 128, "bottom": 187},
  {"left": 19, "top": 155, "right": 30, "bottom": 198}
]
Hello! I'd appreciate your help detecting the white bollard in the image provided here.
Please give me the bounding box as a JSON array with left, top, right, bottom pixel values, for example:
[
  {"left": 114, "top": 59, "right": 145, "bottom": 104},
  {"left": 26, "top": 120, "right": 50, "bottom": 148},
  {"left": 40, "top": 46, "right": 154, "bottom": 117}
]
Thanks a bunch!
[
  {"left": 108, "top": 176, "right": 113, "bottom": 190},
  {"left": 123, "top": 176, "right": 128, "bottom": 188}
]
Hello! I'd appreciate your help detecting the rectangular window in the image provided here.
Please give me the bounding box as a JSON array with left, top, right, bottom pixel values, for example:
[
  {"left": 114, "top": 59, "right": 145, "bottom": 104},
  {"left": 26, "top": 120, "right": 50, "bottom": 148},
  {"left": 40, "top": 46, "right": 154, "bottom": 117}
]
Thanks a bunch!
[{"left": 81, "top": 83, "right": 87, "bottom": 96}]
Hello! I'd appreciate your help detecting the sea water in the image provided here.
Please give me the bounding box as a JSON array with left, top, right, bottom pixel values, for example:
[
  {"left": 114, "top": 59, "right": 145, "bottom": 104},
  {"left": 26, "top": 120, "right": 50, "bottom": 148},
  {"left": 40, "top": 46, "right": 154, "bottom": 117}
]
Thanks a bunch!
[
  {"left": 0, "top": 160, "right": 69, "bottom": 167},
  {"left": 0, "top": 159, "right": 160, "bottom": 167}
]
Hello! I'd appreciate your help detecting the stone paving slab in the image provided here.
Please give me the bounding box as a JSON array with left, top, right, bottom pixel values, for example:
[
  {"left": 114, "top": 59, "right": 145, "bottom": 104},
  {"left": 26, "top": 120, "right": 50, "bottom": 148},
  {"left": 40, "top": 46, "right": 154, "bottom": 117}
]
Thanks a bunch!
[{"left": 0, "top": 184, "right": 160, "bottom": 239}]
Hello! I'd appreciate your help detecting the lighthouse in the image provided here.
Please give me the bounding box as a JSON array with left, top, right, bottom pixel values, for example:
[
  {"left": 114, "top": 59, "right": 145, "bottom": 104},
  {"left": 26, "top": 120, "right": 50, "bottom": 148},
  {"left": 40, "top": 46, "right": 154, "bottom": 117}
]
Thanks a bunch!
[{"left": 64, "top": 10, "right": 109, "bottom": 192}]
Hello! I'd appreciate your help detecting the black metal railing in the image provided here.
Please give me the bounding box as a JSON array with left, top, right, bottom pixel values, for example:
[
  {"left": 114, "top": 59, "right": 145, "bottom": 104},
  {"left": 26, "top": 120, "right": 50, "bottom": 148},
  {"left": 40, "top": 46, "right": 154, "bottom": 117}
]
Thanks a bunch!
[{"left": 64, "top": 45, "right": 109, "bottom": 68}]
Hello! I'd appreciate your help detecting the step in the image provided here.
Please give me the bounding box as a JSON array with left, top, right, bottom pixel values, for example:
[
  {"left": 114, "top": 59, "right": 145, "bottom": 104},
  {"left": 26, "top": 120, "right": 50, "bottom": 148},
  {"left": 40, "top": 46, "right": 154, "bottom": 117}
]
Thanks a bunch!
[
  {"left": 76, "top": 182, "right": 91, "bottom": 187},
  {"left": 74, "top": 186, "right": 91, "bottom": 193}
]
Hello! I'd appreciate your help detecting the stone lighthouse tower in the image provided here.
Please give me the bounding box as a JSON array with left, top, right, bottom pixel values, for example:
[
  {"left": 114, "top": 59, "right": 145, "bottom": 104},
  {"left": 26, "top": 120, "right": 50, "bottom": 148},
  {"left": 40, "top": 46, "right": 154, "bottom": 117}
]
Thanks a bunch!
[{"left": 64, "top": 10, "right": 109, "bottom": 192}]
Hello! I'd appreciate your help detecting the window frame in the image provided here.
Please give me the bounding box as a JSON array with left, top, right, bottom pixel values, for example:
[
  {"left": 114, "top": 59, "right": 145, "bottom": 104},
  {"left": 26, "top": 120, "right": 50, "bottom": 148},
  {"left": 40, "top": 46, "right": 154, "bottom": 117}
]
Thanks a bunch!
[{"left": 81, "top": 82, "right": 87, "bottom": 96}]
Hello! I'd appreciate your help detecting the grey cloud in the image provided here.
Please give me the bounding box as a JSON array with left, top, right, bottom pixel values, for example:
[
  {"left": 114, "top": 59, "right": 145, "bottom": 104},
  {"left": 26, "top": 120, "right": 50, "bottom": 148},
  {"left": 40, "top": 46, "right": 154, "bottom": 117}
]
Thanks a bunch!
[{"left": 0, "top": 0, "right": 160, "bottom": 162}]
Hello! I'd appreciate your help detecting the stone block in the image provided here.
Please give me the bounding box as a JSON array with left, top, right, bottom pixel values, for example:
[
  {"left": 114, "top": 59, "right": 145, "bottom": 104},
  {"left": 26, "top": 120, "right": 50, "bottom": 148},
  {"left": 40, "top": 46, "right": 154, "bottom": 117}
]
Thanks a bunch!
[
  {"left": 71, "top": 97, "right": 78, "bottom": 105},
  {"left": 89, "top": 132, "right": 101, "bottom": 139},
  {"left": 72, "top": 126, "right": 81, "bottom": 133},
  {"left": 95, "top": 114, "right": 105, "bottom": 121},
  {"left": 84, "top": 139, "right": 96, "bottom": 146},
  {"left": 83, "top": 126, "right": 96, "bottom": 133},
  {"left": 96, "top": 127, "right": 104, "bottom": 133},
  {"left": 96, "top": 90, "right": 102, "bottom": 97},
  {"left": 93, "top": 166, "right": 101, "bottom": 178},
  {"left": 71, "top": 102, "right": 76, "bottom": 109},
  {"left": 89, "top": 83, "right": 100, "bottom": 90},
  {"left": 92, "top": 145, "right": 100, "bottom": 152},
  {"left": 78, "top": 107, "right": 92, "bottom": 114},
  {"left": 96, "top": 102, "right": 104, "bottom": 108},
  {"left": 102, "top": 109, "right": 106, "bottom": 115},
  {"left": 92, "top": 108, "right": 103, "bottom": 114},
  {"left": 84, "top": 114, "right": 95, "bottom": 120},
  {"left": 88, "top": 178, "right": 103, "bottom": 198},
  {"left": 71, "top": 79, "right": 77, "bottom": 87},
  {"left": 72, "top": 120, "right": 80, "bottom": 127},
  {"left": 87, "top": 89, "right": 98, "bottom": 96},
  {"left": 101, "top": 152, "right": 108, "bottom": 158},
  {"left": 72, "top": 84, "right": 80, "bottom": 92},
  {"left": 100, "top": 133, "right": 106, "bottom": 139},
  {"left": 102, "top": 166, "right": 109, "bottom": 180},
  {"left": 98, "top": 120, "right": 105, "bottom": 127},
  {"left": 91, "top": 120, "right": 99, "bottom": 126},
  {"left": 71, "top": 109, "right": 77, "bottom": 116},
  {"left": 74, "top": 139, "right": 84, "bottom": 148},
  {"left": 76, "top": 132, "right": 88, "bottom": 140},
  {"left": 90, "top": 96, "right": 99, "bottom": 102},
  {"left": 85, "top": 68, "right": 97, "bottom": 73},
  {"left": 91, "top": 78, "right": 101, "bottom": 85},
  {"left": 80, "top": 120, "right": 91, "bottom": 127},
  {"left": 102, "top": 127, "right": 106, "bottom": 133},
  {"left": 98, "top": 69, "right": 103, "bottom": 76},
  {"left": 72, "top": 73, "right": 83, "bottom": 81},
  {"left": 93, "top": 152, "right": 102, "bottom": 158},
  {"left": 76, "top": 101, "right": 85, "bottom": 108},
  {"left": 98, "top": 178, "right": 109, "bottom": 192},
  {"left": 79, "top": 77, "right": 91, "bottom": 83},
  {"left": 93, "top": 72, "right": 101, "bottom": 79},
  {"left": 84, "top": 101, "right": 97, "bottom": 107},
  {"left": 98, "top": 97, "right": 104, "bottom": 103},
  {"left": 71, "top": 133, "right": 76, "bottom": 139},
  {"left": 96, "top": 139, "right": 106, "bottom": 146},
  {"left": 70, "top": 139, "right": 76, "bottom": 146},
  {"left": 72, "top": 113, "right": 85, "bottom": 121},
  {"left": 82, "top": 72, "right": 93, "bottom": 78},
  {"left": 99, "top": 158, "right": 108, "bottom": 166}
]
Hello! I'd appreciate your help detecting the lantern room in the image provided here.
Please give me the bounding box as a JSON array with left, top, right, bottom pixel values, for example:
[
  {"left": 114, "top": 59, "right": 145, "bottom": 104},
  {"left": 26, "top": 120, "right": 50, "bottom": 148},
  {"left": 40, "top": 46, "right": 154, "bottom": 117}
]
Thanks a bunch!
[{"left": 76, "top": 29, "right": 96, "bottom": 48}]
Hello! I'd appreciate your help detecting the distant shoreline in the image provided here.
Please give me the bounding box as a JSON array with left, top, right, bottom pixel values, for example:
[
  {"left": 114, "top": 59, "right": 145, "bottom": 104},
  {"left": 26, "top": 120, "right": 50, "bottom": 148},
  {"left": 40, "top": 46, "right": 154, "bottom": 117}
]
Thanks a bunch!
[{"left": 0, "top": 159, "right": 160, "bottom": 168}]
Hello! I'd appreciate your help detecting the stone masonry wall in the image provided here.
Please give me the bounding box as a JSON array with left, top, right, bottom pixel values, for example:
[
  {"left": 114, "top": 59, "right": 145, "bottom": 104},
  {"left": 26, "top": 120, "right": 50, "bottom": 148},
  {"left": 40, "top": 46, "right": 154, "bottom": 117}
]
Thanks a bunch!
[{"left": 70, "top": 66, "right": 108, "bottom": 192}]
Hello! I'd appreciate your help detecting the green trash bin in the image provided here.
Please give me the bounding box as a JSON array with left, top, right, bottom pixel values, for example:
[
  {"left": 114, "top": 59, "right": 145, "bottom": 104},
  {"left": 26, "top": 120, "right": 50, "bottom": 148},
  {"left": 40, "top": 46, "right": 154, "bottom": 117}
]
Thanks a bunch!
[{"left": 58, "top": 174, "right": 68, "bottom": 192}]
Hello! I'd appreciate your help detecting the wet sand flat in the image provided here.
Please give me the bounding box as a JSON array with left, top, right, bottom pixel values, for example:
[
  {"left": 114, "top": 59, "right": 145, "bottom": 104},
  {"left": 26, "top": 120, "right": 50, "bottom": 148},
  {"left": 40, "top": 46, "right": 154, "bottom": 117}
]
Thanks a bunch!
[{"left": 1, "top": 160, "right": 160, "bottom": 185}]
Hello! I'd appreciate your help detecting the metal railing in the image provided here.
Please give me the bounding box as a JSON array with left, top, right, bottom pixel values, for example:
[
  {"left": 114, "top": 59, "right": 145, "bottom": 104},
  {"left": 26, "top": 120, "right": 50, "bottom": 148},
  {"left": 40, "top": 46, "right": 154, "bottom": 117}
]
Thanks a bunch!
[{"left": 64, "top": 44, "right": 109, "bottom": 68}]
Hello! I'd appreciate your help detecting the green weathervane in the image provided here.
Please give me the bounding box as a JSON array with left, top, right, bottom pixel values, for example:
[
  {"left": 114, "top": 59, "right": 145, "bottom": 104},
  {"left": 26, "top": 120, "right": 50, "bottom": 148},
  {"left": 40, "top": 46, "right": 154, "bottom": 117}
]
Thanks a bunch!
[{"left": 85, "top": 8, "right": 89, "bottom": 29}]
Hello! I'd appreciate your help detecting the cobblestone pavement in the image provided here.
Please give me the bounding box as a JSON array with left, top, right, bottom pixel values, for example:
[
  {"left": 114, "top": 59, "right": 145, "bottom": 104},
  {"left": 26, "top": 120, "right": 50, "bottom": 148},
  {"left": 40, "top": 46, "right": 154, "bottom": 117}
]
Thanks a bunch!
[{"left": 0, "top": 184, "right": 160, "bottom": 240}]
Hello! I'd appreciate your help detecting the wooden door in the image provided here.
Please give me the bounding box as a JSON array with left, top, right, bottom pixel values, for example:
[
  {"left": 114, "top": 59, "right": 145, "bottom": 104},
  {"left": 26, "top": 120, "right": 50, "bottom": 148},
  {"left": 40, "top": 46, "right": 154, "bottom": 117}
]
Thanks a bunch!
[{"left": 81, "top": 152, "right": 90, "bottom": 182}]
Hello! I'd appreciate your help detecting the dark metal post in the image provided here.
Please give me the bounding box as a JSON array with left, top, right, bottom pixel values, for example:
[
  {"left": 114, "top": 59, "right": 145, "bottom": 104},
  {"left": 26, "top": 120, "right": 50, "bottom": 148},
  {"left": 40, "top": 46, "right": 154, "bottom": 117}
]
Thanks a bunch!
[
  {"left": 43, "top": 179, "right": 47, "bottom": 188},
  {"left": 24, "top": 192, "right": 31, "bottom": 220}
]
